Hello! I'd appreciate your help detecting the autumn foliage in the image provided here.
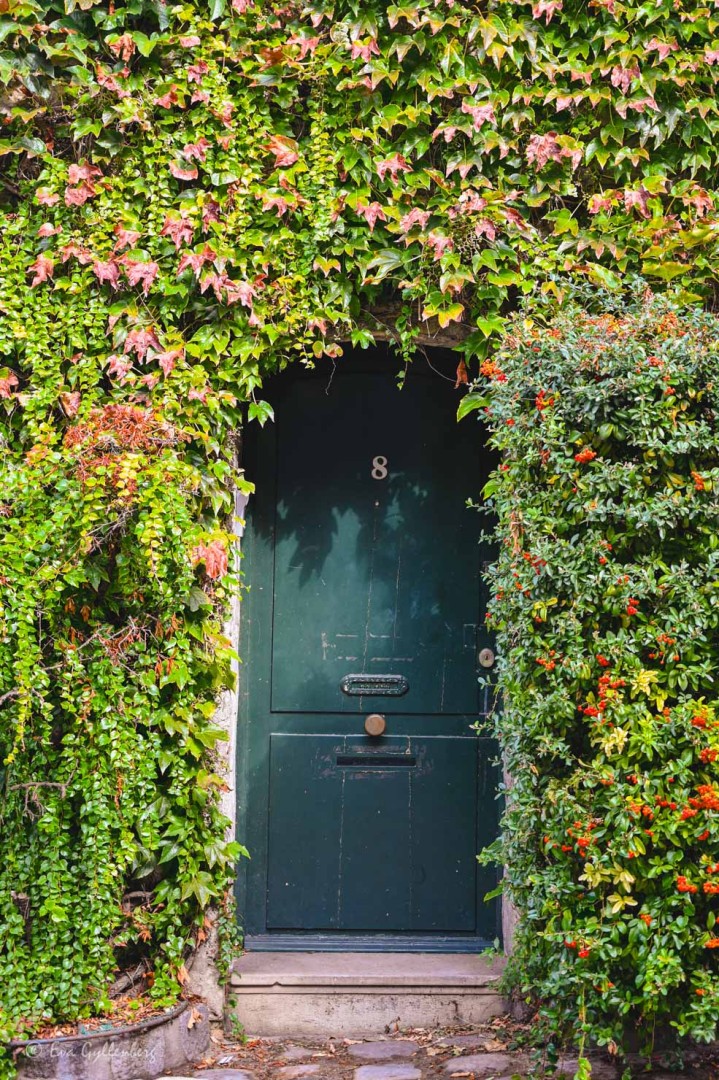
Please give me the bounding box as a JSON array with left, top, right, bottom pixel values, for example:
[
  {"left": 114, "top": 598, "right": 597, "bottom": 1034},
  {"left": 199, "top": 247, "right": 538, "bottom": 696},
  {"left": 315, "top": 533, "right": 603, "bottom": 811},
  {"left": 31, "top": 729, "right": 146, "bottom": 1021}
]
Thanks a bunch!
[{"left": 2, "top": 0, "right": 719, "bottom": 1070}]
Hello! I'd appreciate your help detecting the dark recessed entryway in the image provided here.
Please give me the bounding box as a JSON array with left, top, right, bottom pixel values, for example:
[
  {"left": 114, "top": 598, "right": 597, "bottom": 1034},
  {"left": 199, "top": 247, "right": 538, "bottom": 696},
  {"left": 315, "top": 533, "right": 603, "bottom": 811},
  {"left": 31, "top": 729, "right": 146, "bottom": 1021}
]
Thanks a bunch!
[{"left": 236, "top": 347, "right": 500, "bottom": 951}]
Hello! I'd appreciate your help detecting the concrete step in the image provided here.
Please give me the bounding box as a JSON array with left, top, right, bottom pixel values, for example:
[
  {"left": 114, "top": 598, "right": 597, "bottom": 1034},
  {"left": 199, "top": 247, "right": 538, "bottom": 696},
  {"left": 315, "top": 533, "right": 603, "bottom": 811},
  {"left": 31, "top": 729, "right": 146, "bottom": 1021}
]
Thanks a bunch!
[{"left": 226, "top": 952, "right": 507, "bottom": 1037}]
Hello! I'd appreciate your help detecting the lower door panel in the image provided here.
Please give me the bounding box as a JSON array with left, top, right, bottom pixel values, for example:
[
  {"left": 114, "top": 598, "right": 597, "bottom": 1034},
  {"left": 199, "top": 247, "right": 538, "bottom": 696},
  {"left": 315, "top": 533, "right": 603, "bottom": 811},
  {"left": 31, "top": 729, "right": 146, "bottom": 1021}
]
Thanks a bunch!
[{"left": 266, "top": 734, "right": 480, "bottom": 933}]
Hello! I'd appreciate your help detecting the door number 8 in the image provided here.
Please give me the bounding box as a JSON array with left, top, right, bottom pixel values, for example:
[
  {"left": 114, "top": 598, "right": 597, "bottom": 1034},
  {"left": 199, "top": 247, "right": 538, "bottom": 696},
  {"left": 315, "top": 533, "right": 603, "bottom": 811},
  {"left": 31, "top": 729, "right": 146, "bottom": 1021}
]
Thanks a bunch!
[{"left": 371, "top": 455, "right": 388, "bottom": 480}]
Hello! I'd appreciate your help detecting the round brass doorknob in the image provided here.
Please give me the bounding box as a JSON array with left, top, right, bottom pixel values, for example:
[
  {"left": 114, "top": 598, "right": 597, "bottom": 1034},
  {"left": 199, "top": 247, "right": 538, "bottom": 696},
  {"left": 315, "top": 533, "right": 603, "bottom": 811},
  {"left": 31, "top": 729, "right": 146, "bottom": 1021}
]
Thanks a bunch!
[
  {"left": 364, "top": 713, "right": 386, "bottom": 736},
  {"left": 478, "top": 647, "right": 496, "bottom": 669}
]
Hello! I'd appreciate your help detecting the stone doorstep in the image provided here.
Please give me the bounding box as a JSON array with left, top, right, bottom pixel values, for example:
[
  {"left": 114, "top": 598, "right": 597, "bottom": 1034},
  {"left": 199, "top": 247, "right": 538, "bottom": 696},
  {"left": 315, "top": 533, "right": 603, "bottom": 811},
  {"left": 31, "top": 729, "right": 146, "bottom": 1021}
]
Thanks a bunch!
[
  {"left": 230, "top": 986, "right": 503, "bottom": 1000},
  {"left": 225, "top": 989, "right": 506, "bottom": 1037},
  {"left": 231, "top": 985, "right": 503, "bottom": 996},
  {"left": 226, "top": 953, "right": 508, "bottom": 1038},
  {"left": 229, "top": 953, "right": 506, "bottom": 989}
]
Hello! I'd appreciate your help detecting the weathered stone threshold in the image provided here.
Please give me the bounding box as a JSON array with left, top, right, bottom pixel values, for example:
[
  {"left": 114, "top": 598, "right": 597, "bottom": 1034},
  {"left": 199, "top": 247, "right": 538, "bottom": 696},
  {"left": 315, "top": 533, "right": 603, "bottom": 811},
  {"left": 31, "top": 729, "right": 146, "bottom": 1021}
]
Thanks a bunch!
[{"left": 227, "top": 952, "right": 506, "bottom": 1037}]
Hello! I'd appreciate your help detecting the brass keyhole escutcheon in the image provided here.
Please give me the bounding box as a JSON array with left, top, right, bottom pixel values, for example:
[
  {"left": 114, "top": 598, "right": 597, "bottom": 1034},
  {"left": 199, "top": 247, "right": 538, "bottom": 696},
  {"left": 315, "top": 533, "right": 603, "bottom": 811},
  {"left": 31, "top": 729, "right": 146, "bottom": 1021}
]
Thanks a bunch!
[
  {"left": 478, "top": 647, "right": 496, "bottom": 669},
  {"left": 364, "top": 713, "right": 386, "bottom": 737}
]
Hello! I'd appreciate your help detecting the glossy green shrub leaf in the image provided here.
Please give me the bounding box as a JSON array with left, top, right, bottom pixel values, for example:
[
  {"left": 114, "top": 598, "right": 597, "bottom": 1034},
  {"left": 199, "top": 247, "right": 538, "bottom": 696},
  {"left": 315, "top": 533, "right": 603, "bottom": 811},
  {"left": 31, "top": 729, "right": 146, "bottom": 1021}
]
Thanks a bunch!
[{"left": 480, "top": 290, "right": 719, "bottom": 1056}]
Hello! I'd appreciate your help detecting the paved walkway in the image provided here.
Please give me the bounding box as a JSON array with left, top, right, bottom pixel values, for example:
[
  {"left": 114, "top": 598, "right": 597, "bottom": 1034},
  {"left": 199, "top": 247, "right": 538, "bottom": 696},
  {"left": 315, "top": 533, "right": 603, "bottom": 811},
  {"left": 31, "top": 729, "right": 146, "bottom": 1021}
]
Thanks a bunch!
[{"left": 162, "top": 1016, "right": 718, "bottom": 1080}]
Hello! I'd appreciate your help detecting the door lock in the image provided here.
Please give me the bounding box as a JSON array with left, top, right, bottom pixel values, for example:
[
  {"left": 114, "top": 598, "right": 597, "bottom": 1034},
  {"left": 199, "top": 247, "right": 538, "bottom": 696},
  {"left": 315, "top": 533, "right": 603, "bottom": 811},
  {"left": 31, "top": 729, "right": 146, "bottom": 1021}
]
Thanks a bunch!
[
  {"left": 478, "top": 647, "right": 495, "bottom": 669},
  {"left": 364, "top": 713, "right": 387, "bottom": 737}
]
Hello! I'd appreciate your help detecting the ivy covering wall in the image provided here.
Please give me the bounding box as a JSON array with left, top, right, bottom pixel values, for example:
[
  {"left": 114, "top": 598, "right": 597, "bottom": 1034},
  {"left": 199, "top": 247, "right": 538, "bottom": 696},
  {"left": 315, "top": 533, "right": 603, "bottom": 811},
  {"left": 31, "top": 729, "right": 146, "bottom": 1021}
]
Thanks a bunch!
[{"left": 1, "top": 0, "right": 719, "bottom": 1072}]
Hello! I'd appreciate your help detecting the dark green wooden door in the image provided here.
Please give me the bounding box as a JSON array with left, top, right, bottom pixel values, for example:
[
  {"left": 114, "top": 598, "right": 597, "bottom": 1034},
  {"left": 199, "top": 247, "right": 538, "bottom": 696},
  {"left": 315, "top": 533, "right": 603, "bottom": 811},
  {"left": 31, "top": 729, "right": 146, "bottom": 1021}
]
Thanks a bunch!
[{"left": 238, "top": 350, "right": 499, "bottom": 950}]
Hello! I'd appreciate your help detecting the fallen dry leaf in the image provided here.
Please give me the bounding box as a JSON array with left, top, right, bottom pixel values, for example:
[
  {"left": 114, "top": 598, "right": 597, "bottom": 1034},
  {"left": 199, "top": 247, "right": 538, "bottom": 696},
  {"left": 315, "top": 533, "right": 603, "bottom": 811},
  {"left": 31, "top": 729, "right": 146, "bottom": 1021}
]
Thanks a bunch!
[{"left": 187, "top": 1007, "right": 203, "bottom": 1030}]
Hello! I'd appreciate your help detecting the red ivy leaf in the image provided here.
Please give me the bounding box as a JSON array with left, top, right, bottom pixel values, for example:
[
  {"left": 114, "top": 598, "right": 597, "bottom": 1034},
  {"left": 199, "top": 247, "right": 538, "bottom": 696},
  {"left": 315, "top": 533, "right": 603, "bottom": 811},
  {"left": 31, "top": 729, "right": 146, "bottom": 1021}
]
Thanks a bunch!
[
  {"left": 155, "top": 85, "right": 182, "bottom": 108},
  {"left": 683, "top": 189, "right": 713, "bottom": 217},
  {"left": 646, "top": 38, "right": 678, "bottom": 61},
  {"left": 61, "top": 242, "right": 93, "bottom": 264},
  {"left": 65, "top": 182, "right": 98, "bottom": 206},
  {"left": 108, "top": 34, "right": 135, "bottom": 62},
  {"left": 36, "top": 187, "right": 59, "bottom": 206},
  {"left": 68, "top": 164, "right": 103, "bottom": 185},
  {"left": 107, "top": 354, "right": 133, "bottom": 381},
  {"left": 96, "top": 66, "right": 131, "bottom": 98},
  {"left": 287, "top": 33, "right": 320, "bottom": 59},
  {"left": 223, "top": 279, "right": 256, "bottom": 307},
  {"left": 532, "top": 0, "right": 562, "bottom": 22},
  {"left": 169, "top": 162, "right": 199, "bottom": 181},
  {"left": 177, "top": 253, "right": 203, "bottom": 277},
  {"left": 202, "top": 200, "right": 221, "bottom": 229},
  {"left": 526, "top": 131, "right": 581, "bottom": 171},
  {"left": 161, "top": 213, "right": 195, "bottom": 249},
  {"left": 426, "top": 232, "right": 454, "bottom": 260},
  {"left": 355, "top": 201, "right": 387, "bottom": 232},
  {"left": 183, "top": 138, "right": 211, "bottom": 162},
  {"left": 191, "top": 540, "right": 228, "bottom": 579},
  {"left": 29, "top": 254, "right": 54, "bottom": 287},
  {"left": 400, "top": 207, "right": 431, "bottom": 234},
  {"left": 262, "top": 193, "right": 293, "bottom": 217},
  {"left": 350, "top": 38, "right": 379, "bottom": 61},
  {"left": 187, "top": 61, "right": 209, "bottom": 84},
  {"left": 124, "top": 326, "right": 161, "bottom": 361},
  {"left": 155, "top": 347, "right": 184, "bottom": 376},
  {"left": 93, "top": 259, "right": 121, "bottom": 288},
  {"left": 265, "top": 134, "right": 299, "bottom": 168},
  {"left": 624, "top": 187, "right": 651, "bottom": 219},
  {"left": 610, "top": 66, "right": 639, "bottom": 93},
  {"left": 177, "top": 250, "right": 210, "bottom": 277},
  {"left": 615, "top": 96, "right": 658, "bottom": 120},
  {"left": 0, "top": 372, "right": 19, "bottom": 399},
  {"left": 113, "top": 224, "right": 142, "bottom": 251},
  {"left": 461, "top": 101, "right": 496, "bottom": 129},
  {"left": 122, "top": 259, "right": 160, "bottom": 297},
  {"left": 376, "top": 153, "right": 412, "bottom": 182},
  {"left": 475, "top": 219, "right": 497, "bottom": 241}
]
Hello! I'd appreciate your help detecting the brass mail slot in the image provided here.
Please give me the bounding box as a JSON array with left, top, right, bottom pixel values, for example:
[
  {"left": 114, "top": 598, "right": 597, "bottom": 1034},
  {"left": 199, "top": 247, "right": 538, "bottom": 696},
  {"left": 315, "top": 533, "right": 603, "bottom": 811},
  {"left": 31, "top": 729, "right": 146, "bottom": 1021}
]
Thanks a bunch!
[
  {"left": 340, "top": 673, "right": 409, "bottom": 697},
  {"left": 336, "top": 754, "right": 417, "bottom": 769}
]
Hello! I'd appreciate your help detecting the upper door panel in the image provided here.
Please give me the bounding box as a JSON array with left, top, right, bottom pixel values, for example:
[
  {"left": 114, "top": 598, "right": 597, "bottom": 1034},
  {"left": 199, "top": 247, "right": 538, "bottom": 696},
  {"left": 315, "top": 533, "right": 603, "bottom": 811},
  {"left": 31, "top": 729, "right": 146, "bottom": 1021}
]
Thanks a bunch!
[{"left": 269, "top": 368, "right": 489, "bottom": 715}]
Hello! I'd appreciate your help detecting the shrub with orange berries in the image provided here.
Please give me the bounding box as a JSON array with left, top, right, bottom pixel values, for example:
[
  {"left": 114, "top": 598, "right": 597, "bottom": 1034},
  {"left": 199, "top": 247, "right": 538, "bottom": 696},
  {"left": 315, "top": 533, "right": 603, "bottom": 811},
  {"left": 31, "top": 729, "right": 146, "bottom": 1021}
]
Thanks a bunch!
[{"left": 478, "top": 291, "right": 719, "bottom": 1057}]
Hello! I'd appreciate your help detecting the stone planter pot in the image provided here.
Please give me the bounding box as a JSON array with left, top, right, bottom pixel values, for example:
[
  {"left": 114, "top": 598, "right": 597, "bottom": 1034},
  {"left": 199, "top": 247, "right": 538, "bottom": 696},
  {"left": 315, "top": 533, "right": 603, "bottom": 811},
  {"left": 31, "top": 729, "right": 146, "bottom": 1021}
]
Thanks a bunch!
[{"left": 10, "top": 1000, "right": 209, "bottom": 1080}]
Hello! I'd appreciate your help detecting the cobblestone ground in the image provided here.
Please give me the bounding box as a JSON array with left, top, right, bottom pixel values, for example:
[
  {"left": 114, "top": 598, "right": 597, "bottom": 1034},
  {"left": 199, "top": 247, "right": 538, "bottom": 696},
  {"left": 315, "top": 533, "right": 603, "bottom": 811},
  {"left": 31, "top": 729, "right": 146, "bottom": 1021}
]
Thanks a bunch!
[{"left": 163, "top": 1016, "right": 719, "bottom": 1080}]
